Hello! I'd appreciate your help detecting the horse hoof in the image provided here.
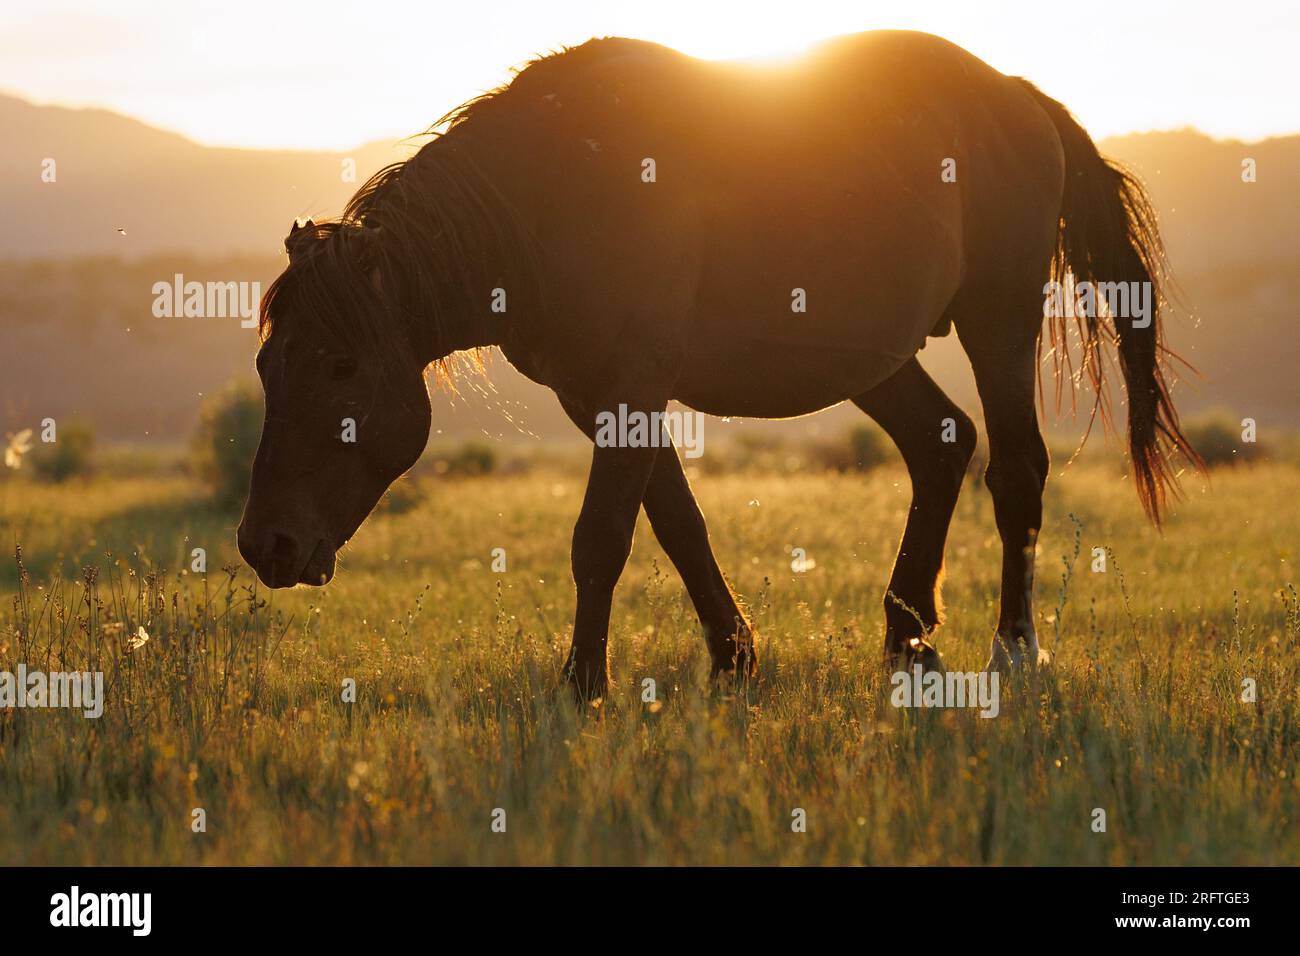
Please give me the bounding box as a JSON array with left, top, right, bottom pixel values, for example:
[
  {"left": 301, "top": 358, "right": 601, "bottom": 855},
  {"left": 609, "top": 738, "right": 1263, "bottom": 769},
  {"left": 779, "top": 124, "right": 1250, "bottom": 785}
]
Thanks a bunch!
[
  {"left": 565, "top": 681, "right": 606, "bottom": 709},
  {"left": 709, "top": 657, "right": 758, "bottom": 694},
  {"left": 886, "top": 636, "right": 945, "bottom": 675},
  {"left": 709, "top": 636, "right": 758, "bottom": 687},
  {"left": 562, "top": 657, "right": 608, "bottom": 705},
  {"left": 984, "top": 635, "right": 1050, "bottom": 674}
]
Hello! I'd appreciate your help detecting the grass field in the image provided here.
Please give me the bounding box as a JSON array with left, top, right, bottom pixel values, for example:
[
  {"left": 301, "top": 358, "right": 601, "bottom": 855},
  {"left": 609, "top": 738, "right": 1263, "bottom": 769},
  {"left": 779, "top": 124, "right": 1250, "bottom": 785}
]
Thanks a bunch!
[{"left": 2, "top": 458, "right": 1297, "bottom": 865}]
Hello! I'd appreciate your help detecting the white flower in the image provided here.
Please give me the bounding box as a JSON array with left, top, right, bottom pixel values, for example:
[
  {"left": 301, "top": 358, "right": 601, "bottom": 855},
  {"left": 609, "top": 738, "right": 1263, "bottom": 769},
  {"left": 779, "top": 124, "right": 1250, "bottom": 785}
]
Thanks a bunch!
[{"left": 4, "top": 429, "right": 33, "bottom": 469}]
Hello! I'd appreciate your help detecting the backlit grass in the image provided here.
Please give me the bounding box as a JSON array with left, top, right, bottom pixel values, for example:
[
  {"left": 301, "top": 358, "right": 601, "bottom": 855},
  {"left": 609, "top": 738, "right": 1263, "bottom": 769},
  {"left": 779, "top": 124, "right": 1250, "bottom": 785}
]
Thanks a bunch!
[{"left": 1, "top": 461, "right": 1296, "bottom": 864}]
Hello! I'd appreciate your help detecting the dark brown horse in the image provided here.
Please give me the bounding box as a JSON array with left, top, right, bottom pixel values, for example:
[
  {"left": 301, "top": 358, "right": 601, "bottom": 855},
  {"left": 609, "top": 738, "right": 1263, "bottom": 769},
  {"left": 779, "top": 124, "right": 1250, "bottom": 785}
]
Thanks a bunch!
[{"left": 237, "top": 31, "right": 1198, "bottom": 698}]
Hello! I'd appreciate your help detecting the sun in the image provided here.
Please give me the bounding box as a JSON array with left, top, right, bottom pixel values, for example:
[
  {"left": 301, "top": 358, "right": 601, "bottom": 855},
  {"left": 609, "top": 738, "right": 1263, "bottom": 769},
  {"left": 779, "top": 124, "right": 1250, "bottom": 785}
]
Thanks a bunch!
[{"left": 637, "top": 8, "right": 877, "bottom": 62}]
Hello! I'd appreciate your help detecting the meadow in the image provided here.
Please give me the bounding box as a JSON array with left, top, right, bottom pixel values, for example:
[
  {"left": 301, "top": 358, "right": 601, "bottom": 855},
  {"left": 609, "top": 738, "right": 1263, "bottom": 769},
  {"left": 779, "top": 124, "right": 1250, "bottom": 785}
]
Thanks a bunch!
[{"left": 1, "top": 453, "right": 1297, "bottom": 865}]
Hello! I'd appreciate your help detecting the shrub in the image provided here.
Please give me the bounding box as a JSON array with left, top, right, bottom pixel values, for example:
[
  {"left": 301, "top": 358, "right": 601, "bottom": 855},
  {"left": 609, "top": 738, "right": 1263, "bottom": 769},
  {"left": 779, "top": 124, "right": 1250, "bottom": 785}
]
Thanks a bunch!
[
  {"left": 377, "top": 478, "right": 423, "bottom": 514},
  {"left": 429, "top": 440, "right": 497, "bottom": 477},
  {"left": 848, "top": 423, "right": 893, "bottom": 470},
  {"left": 810, "top": 423, "right": 893, "bottom": 472},
  {"left": 191, "top": 380, "right": 264, "bottom": 506},
  {"left": 1182, "top": 410, "right": 1264, "bottom": 468},
  {"left": 31, "top": 418, "right": 95, "bottom": 482}
]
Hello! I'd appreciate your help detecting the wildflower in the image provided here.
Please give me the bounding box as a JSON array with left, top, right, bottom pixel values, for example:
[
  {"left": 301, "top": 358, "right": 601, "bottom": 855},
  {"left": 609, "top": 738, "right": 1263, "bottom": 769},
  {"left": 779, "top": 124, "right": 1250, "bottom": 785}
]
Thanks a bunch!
[{"left": 4, "top": 429, "right": 33, "bottom": 469}]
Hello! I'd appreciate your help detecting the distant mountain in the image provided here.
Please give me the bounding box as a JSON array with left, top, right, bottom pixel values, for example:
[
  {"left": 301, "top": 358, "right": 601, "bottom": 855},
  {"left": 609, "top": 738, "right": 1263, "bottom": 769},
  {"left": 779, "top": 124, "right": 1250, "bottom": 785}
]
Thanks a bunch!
[
  {"left": 1100, "top": 128, "right": 1300, "bottom": 275},
  {"left": 7, "top": 91, "right": 1295, "bottom": 268},
  {"left": 2, "top": 93, "right": 1296, "bottom": 441},
  {"left": 0, "top": 92, "right": 411, "bottom": 259},
  {"left": 1093, "top": 130, "right": 1300, "bottom": 429}
]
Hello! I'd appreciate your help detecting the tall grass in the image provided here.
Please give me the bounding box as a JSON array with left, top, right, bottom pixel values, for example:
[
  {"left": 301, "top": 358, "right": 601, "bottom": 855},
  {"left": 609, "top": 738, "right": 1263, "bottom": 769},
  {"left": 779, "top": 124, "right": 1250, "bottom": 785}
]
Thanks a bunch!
[{"left": 1, "top": 462, "right": 1297, "bottom": 864}]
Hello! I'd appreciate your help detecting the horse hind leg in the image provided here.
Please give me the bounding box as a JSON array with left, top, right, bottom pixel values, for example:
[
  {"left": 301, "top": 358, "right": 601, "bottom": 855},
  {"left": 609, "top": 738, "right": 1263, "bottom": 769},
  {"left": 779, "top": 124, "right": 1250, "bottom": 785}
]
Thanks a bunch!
[
  {"left": 960, "top": 337, "right": 1052, "bottom": 673},
  {"left": 852, "top": 358, "right": 977, "bottom": 673}
]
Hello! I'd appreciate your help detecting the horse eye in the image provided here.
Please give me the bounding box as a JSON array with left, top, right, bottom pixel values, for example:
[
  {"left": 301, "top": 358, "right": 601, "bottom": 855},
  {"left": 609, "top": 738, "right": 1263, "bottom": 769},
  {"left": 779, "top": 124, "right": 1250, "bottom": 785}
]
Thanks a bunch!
[{"left": 331, "top": 357, "right": 359, "bottom": 380}]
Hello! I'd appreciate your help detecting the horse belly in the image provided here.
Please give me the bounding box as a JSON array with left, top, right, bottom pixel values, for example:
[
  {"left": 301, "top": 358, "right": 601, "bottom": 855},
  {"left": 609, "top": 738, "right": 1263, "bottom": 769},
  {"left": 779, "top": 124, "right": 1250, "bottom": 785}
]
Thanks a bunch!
[
  {"left": 679, "top": 184, "right": 962, "bottom": 418},
  {"left": 674, "top": 340, "right": 909, "bottom": 418}
]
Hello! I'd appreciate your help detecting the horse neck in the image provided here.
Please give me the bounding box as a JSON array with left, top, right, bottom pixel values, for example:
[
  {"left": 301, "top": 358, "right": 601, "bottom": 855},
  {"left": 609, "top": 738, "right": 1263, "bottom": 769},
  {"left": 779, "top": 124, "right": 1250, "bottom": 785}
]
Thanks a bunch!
[
  {"left": 392, "top": 134, "right": 530, "bottom": 366},
  {"left": 414, "top": 290, "right": 498, "bottom": 366}
]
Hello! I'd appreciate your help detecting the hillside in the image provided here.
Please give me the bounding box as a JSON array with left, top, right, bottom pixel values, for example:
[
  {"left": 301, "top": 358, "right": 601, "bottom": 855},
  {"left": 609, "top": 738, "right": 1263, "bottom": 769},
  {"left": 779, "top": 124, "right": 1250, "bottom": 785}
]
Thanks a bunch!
[
  {"left": 0, "top": 93, "right": 409, "bottom": 260},
  {"left": 1, "top": 94, "right": 1296, "bottom": 441}
]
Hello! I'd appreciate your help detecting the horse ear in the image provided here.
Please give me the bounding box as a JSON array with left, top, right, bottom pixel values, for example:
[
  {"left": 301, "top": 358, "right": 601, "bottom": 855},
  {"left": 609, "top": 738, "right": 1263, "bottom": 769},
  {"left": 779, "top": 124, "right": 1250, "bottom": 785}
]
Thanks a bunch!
[{"left": 285, "top": 218, "right": 316, "bottom": 262}]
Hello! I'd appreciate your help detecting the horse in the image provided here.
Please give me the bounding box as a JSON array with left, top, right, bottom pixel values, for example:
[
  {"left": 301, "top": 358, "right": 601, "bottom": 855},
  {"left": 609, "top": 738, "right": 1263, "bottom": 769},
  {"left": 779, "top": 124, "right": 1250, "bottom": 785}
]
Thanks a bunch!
[{"left": 236, "top": 30, "right": 1199, "bottom": 700}]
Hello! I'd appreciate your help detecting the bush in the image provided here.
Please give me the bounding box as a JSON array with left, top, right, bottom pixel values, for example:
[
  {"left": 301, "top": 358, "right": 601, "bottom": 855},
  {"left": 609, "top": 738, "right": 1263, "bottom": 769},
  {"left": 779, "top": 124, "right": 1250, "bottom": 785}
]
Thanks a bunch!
[
  {"left": 810, "top": 424, "right": 893, "bottom": 472},
  {"left": 1182, "top": 411, "right": 1264, "bottom": 468},
  {"left": 429, "top": 440, "right": 496, "bottom": 477},
  {"left": 376, "top": 478, "right": 423, "bottom": 514},
  {"left": 191, "top": 380, "right": 264, "bottom": 506},
  {"left": 31, "top": 418, "right": 95, "bottom": 482},
  {"left": 848, "top": 424, "right": 893, "bottom": 470}
]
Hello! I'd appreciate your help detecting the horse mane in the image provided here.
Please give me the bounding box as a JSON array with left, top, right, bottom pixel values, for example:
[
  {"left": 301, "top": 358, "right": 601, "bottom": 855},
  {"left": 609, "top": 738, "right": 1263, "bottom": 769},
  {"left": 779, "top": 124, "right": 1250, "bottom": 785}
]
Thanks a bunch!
[{"left": 258, "top": 69, "right": 552, "bottom": 385}]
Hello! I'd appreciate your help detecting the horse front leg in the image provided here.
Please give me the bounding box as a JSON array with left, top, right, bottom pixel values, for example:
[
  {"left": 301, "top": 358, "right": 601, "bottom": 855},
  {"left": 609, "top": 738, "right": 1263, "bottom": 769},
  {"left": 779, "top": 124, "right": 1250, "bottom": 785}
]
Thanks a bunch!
[
  {"left": 641, "top": 441, "right": 757, "bottom": 684},
  {"left": 563, "top": 396, "right": 666, "bottom": 702}
]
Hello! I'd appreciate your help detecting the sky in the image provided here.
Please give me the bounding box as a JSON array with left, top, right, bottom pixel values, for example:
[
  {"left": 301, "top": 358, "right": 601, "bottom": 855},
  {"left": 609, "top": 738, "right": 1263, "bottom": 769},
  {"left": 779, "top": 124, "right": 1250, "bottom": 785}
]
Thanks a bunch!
[{"left": 2, "top": 0, "right": 1297, "bottom": 151}]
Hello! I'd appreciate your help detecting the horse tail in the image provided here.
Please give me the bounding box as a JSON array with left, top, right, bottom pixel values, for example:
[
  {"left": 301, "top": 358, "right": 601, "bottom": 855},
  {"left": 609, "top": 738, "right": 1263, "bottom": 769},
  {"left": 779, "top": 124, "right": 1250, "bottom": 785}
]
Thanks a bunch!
[{"left": 1018, "top": 79, "right": 1201, "bottom": 526}]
